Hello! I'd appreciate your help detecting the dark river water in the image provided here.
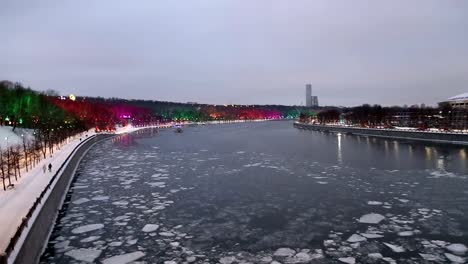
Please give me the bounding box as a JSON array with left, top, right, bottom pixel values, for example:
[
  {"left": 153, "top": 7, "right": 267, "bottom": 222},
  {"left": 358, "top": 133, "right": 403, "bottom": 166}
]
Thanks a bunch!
[{"left": 41, "top": 121, "right": 468, "bottom": 264}]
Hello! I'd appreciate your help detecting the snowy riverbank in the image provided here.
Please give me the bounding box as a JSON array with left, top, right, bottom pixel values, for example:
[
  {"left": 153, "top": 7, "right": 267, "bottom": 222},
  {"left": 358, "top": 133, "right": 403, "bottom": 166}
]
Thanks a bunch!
[
  {"left": 0, "top": 130, "right": 96, "bottom": 253},
  {"left": 294, "top": 122, "right": 468, "bottom": 145}
]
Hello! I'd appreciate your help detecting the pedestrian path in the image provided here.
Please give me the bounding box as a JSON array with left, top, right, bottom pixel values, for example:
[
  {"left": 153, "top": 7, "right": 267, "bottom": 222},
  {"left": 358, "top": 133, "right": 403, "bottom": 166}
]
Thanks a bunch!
[{"left": 0, "top": 133, "right": 94, "bottom": 252}]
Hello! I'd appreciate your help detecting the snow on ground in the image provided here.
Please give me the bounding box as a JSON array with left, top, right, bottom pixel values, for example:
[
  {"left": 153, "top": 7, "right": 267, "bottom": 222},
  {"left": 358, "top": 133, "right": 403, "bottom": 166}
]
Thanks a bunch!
[{"left": 0, "top": 129, "right": 95, "bottom": 252}]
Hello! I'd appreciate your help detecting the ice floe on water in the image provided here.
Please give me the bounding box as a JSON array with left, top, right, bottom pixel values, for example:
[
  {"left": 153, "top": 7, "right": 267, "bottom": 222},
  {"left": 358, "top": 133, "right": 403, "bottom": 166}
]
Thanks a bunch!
[
  {"left": 397, "top": 231, "right": 414, "bottom": 237},
  {"left": 273, "top": 247, "right": 296, "bottom": 257},
  {"left": 91, "top": 195, "right": 109, "bottom": 201},
  {"left": 347, "top": 234, "right": 366, "bottom": 243},
  {"left": 72, "top": 184, "right": 89, "bottom": 189},
  {"left": 159, "top": 231, "right": 175, "bottom": 237},
  {"left": 79, "top": 236, "right": 100, "bottom": 243},
  {"left": 358, "top": 213, "right": 385, "bottom": 224},
  {"left": 65, "top": 248, "right": 102, "bottom": 263},
  {"left": 444, "top": 253, "right": 466, "bottom": 263},
  {"left": 338, "top": 257, "right": 356, "bottom": 264},
  {"left": 101, "top": 251, "right": 145, "bottom": 264},
  {"left": 126, "top": 239, "right": 137, "bottom": 245},
  {"left": 361, "top": 233, "right": 384, "bottom": 239},
  {"left": 40, "top": 131, "right": 468, "bottom": 264},
  {"left": 147, "top": 181, "right": 166, "bottom": 187},
  {"left": 71, "top": 224, "right": 104, "bottom": 234},
  {"left": 243, "top": 162, "right": 262, "bottom": 167},
  {"left": 368, "top": 253, "right": 383, "bottom": 259},
  {"left": 396, "top": 198, "right": 410, "bottom": 203},
  {"left": 72, "top": 198, "right": 90, "bottom": 205},
  {"left": 419, "top": 253, "right": 444, "bottom": 262},
  {"left": 428, "top": 169, "right": 468, "bottom": 179},
  {"left": 53, "top": 240, "right": 70, "bottom": 249},
  {"left": 383, "top": 242, "right": 406, "bottom": 253},
  {"left": 142, "top": 224, "right": 159, "bottom": 232},
  {"left": 108, "top": 241, "right": 123, "bottom": 247},
  {"left": 446, "top": 243, "right": 468, "bottom": 255},
  {"left": 112, "top": 200, "right": 129, "bottom": 206}
]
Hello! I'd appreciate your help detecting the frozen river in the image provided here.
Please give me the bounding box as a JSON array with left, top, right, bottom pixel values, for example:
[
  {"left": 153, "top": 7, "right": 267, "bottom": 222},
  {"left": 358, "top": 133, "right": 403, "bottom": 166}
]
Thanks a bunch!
[{"left": 41, "top": 121, "right": 468, "bottom": 263}]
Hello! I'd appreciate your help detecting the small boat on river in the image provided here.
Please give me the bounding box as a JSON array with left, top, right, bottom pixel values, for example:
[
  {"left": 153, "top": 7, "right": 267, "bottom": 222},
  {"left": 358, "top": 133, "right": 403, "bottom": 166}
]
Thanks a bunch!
[{"left": 174, "top": 124, "right": 183, "bottom": 133}]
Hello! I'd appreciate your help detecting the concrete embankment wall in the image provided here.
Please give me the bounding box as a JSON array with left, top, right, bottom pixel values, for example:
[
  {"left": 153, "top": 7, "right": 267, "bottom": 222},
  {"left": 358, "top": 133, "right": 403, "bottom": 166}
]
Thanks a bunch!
[
  {"left": 294, "top": 123, "right": 468, "bottom": 145},
  {"left": 12, "top": 134, "right": 113, "bottom": 264}
]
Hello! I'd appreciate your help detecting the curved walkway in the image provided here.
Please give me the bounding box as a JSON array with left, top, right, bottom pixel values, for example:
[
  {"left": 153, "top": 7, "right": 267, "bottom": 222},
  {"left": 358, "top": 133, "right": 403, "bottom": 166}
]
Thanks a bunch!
[{"left": 1, "top": 134, "right": 112, "bottom": 264}]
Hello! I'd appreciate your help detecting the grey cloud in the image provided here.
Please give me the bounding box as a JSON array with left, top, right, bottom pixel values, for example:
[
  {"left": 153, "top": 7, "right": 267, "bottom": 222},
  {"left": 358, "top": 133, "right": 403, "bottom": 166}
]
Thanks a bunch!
[{"left": 1, "top": 0, "right": 468, "bottom": 106}]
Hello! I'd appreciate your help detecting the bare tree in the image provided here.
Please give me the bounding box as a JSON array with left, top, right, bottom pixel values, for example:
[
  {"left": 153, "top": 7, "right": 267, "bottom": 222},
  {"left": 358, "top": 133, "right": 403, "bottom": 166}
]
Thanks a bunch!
[
  {"left": 13, "top": 145, "right": 22, "bottom": 179},
  {"left": 0, "top": 147, "right": 6, "bottom": 191},
  {"left": 5, "top": 147, "right": 12, "bottom": 187},
  {"left": 22, "top": 136, "right": 29, "bottom": 172},
  {"left": 9, "top": 146, "right": 18, "bottom": 181}
]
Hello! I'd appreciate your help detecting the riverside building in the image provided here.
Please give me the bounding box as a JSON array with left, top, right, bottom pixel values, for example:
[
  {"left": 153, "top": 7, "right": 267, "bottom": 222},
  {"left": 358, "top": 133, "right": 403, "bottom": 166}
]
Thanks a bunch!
[{"left": 440, "top": 93, "right": 468, "bottom": 130}]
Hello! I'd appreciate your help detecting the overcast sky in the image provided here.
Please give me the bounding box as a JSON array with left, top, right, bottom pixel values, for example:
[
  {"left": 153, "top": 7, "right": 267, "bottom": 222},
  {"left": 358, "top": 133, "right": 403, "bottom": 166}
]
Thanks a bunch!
[{"left": 1, "top": 0, "right": 468, "bottom": 106}]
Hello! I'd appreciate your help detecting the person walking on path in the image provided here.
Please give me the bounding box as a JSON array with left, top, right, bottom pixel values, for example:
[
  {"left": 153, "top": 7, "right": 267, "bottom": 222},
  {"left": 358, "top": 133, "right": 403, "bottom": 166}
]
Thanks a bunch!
[
  {"left": 43, "top": 164, "right": 47, "bottom": 174},
  {"left": 48, "top": 163, "right": 52, "bottom": 173}
]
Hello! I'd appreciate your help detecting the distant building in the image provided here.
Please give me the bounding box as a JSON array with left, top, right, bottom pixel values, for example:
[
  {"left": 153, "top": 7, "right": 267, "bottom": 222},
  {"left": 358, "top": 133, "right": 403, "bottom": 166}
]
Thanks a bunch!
[
  {"left": 305, "top": 84, "right": 319, "bottom": 108},
  {"left": 439, "top": 93, "right": 468, "bottom": 129},
  {"left": 311, "top": 96, "right": 319, "bottom": 108},
  {"left": 441, "top": 92, "right": 468, "bottom": 109},
  {"left": 306, "top": 84, "right": 312, "bottom": 107}
]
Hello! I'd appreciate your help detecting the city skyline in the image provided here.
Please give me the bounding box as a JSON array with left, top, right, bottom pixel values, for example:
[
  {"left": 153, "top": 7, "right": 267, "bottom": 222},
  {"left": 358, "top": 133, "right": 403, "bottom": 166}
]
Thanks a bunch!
[{"left": 1, "top": 1, "right": 468, "bottom": 106}]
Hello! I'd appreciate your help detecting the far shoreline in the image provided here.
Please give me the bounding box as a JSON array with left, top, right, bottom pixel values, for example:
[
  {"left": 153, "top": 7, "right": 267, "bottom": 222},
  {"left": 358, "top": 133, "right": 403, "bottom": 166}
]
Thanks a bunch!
[{"left": 294, "top": 122, "right": 468, "bottom": 146}]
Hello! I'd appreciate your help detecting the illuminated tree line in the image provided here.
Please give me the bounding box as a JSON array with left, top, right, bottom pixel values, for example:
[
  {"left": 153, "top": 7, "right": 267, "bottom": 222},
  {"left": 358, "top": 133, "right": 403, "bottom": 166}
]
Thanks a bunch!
[
  {"left": 2, "top": 81, "right": 307, "bottom": 136},
  {"left": 0, "top": 81, "right": 308, "bottom": 190},
  {"left": 1, "top": 82, "right": 88, "bottom": 190},
  {"left": 84, "top": 97, "right": 304, "bottom": 122}
]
